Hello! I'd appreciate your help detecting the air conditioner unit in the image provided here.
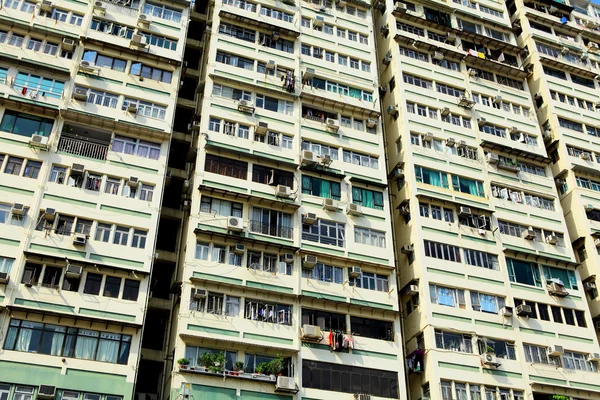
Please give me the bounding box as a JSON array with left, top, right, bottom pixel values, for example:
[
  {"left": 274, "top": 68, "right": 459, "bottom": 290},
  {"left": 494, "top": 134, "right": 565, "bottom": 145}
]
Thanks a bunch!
[
  {"left": 380, "top": 25, "right": 389, "bottom": 36},
  {"left": 543, "top": 129, "right": 552, "bottom": 139},
  {"left": 395, "top": 2, "right": 407, "bottom": 12},
  {"left": 500, "top": 306, "right": 513, "bottom": 317},
  {"left": 303, "top": 212, "right": 317, "bottom": 225},
  {"left": 441, "top": 107, "right": 450, "bottom": 117},
  {"left": 521, "top": 228, "right": 536, "bottom": 240},
  {"left": 349, "top": 266, "right": 361, "bottom": 277},
  {"left": 477, "top": 118, "right": 488, "bottom": 127},
  {"left": 65, "top": 264, "right": 83, "bottom": 278},
  {"left": 73, "top": 234, "right": 87, "bottom": 247},
  {"left": 546, "top": 234, "right": 558, "bottom": 245},
  {"left": 468, "top": 68, "right": 478, "bottom": 77},
  {"left": 302, "top": 324, "right": 321, "bottom": 339},
  {"left": 482, "top": 353, "right": 500, "bottom": 367},
  {"left": 493, "top": 95, "right": 503, "bottom": 105},
  {"left": 238, "top": 99, "right": 255, "bottom": 113},
  {"left": 271, "top": 31, "right": 280, "bottom": 41},
  {"left": 405, "top": 285, "right": 418, "bottom": 296},
  {"left": 313, "top": 15, "right": 324, "bottom": 27},
  {"left": 127, "top": 104, "right": 138, "bottom": 114},
  {"left": 125, "top": 177, "right": 139, "bottom": 188},
  {"left": 595, "top": 238, "right": 600, "bottom": 248},
  {"left": 458, "top": 140, "right": 467, "bottom": 148},
  {"left": 0, "top": 272, "right": 9, "bottom": 284},
  {"left": 447, "top": 32, "right": 457, "bottom": 40},
  {"left": 387, "top": 105, "right": 399, "bottom": 116},
  {"left": 11, "top": 203, "right": 25, "bottom": 216},
  {"left": 303, "top": 255, "right": 318, "bottom": 268},
  {"left": 275, "top": 376, "right": 297, "bottom": 392},
  {"left": 400, "top": 204, "right": 410, "bottom": 215},
  {"left": 29, "top": 134, "right": 49, "bottom": 149},
  {"left": 39, "top": 0, "right": 53, "bottom": 11},
  {"left": 94, "top": 0, "right": 105, "bottom": 9},
  {"left": 510, "top": 126, "right": 519, "bottom": 135},
  {"left": 193, "top": 288, "right": 207, "bottom": 299},
  {"left": 584, "top": 281, "right": 597, "bottom": 291},
  {"left": 322, "top": 198, "right": 339, "bottom": 211},
  {"left": 71, "top": 163, "right": 85, "bottom": 175},
  {"left": 548, "top": 281, "right": 569, "bottom": 297},
  {"left": 303, "top": 68, "right": 315, "bottom": 80},
  {"left": 547, "top": 345, "right": 564, "bottom": 357},
  {"left": 446, "top": 137, "right": 456, "bottom": 147},
  {"left": 382, "top": 51, "right": 392, "bottom": 65},
  {"left": 252, "top": 122, "right": 267, "bottom": 135},
  {"left": 302, "top": 150, "right": 317, "bottom": 165},
  {"left": 459, "top": 206, "right": 471, "bottom": 216},
  {"left": 37, "top": 386, "right": 56, "bottom": 399},
  {"left": 423, "top": 132, "right": 434, "bottom": 142},
  {"left": 367, "top": 118, "right": 377, "bottom": 128},
  {"left": 346, "top": 203, "right": 362, "bottom": 216},
  {"left": 516, "top": 304, "right": 532, "bottom": 317},
  {"left": 580, "top": 152, "right": 592, "bottom": 161},
  {"left": 234, "top": 243, "right": 246, "bottom": 254},
  {"left": 433, "top": 51, "right": 444, "bottom": 61},
  {"left": 595, "top": 101, "right": 600, "bottom": 109},
  {"left": 73, "top": 87, "right": 88, "bottom": 101},
  {"left": 401, "top": 245, "right": 414, "bottom": 254},
  {"left": 43, "top": 208, "right": 56, "bottom": 222},
  {"left": 266, "top": 60, "right": 276, "bottom": 70},
  {"left": 61, "top": 38, "right": 75, "bottom": 51},
  {"left": 588, "top": 353, "right": 600, "bottom": 362},
  {"left": 326, "top": 118, "right": 340, "bottom": 132},
  {"left": 78, "top": 60, "right": 96, "bottom": 72},
  {"left": 130, "top": 34, "right": 148, "bottom": 47},
  {"left": 227, "top": 216, "right": 244, "bottom": 231},
  {"left": 283, "top": 253, "right": 294, "bottom": 262},
  {"left": 276, "top": 185, "right": 292, "bottom": 198},
  {"left": 138, "top": 14, "right": 151, "bottom": 26}
]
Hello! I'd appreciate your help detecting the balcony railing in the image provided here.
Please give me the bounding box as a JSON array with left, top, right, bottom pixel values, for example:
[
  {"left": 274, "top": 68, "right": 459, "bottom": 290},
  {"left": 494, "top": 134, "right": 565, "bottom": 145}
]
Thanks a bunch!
[
  {"left": 101, "top": 1, "right": 139, "bottom": 18},
  {"left": 58, "top": 136, "right": 109, "bottom": 161},
  {"left": 249, "top": 220, "right": 293, "bottom": 239}
]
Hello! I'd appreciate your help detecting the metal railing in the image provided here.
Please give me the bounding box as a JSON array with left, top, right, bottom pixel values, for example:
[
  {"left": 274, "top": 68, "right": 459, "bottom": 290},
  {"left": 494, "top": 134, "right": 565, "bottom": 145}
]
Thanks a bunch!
[
  {"left": 249, "top": 220, "right": 293, "bottom": 239},
  {"left": 58, "top": 136, "right": 109, "bottom": 161}
]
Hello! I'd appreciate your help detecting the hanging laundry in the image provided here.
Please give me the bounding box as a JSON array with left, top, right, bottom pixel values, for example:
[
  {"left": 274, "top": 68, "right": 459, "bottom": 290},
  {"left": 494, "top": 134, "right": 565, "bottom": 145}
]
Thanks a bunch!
[{"left": 21, "top": 87, "right": 27, "bottom": 95}]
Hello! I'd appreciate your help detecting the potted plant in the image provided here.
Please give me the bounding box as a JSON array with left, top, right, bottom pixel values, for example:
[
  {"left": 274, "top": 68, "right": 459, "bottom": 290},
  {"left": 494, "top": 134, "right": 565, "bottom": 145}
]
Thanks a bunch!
[
  {"left": 550, "top": 396, "right": 569, "bottom": 400},
  {"left": 209, "top": 352, "right": 226, "bottom": 374},
  {"left": 234, "top": 361, "right": 245, "bottom": 373},
  {"left": 485, "top": 345, "right": 495, "bottom": 354},
  {"left": 266, "top": 357, "right": 285, "bottom": 376},
  {"left": 256, "top": 362, "right": 269, "bottom": 375},
  {"left": 199, "top": 352, "right": 214, "bottom": 369},
  {"left": 177, "top": 358, "right": 190, "bottom": 370}
]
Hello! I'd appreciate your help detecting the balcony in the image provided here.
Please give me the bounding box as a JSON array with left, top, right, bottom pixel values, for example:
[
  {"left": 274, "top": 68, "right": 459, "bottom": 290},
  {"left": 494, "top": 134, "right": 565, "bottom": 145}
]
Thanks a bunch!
[
  {"left": 249, "top": 220, "right": 293, "bottom": 239},
  {"left": 57, "top": 135, "right": 109, "bottom": 161}
]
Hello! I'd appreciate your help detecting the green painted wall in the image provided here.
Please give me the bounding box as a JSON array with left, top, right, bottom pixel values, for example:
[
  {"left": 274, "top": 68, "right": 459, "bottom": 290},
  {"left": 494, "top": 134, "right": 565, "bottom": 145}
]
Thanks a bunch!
[{"left": 0, "top": 361, "right": 133, "bottom": 400}]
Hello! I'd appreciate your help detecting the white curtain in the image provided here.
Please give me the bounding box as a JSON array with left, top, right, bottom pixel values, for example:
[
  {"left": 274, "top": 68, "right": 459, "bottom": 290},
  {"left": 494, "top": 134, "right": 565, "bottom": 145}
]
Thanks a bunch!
[
  {"left": 51, "top": 332, "right": 65, "bottom": 356},
  {"left": 96, "top": 339, "right": 119, "bottom": 363},
  {"left": 15, "top": 329, "right": 32, "bottom": 352},
  {"left": 75, "top": 336, "right": 98, "bottom": 360}
]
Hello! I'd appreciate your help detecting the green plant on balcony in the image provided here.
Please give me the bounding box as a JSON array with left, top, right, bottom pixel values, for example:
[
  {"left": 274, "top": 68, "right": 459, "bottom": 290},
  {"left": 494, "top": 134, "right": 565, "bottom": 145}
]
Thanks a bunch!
[
  {"left": 177, "top": 358, "right": 189, "bottom": 366},
  {"left": 266, "top": 357, "right": 285, "bottom": 376},
  {"left": 199, "top": 352, "right": 226, "bottom": 373},
  {"left": 485, "top": 345, "right": 495, "bottom": 354},
  {"left": 256, "top": 362, "right": 269, "bottom": 375},
  {"left": 234, "top": 361, "right": 245, "bottom": 372},
  {"left": 550, "top": 395, "right": 569, "bottom": 400}
]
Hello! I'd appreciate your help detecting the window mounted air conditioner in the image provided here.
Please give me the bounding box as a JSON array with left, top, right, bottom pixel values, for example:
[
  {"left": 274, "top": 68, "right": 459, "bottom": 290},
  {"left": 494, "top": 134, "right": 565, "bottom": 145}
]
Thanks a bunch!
[
  {"left": 276, "top": 185, "right": 292, "bottom": 198},
  {"left": 128, "top": 177, "right": 139, "bottom": 188},
  {"left": 78, "top": 60, "right": 96, "bottom": 72},
  {"left": 303, "top": 213, "right": 317, "bottom": 225},
  {"left": 302, "top": 255, "right": 317, "bottom": 268},
  {"left": 233, "top": 243, "right": 246, "bottom": 254},
  {"left": 547, "top": 345, "right": 564, "bottom": 357},
  {"left": 301, "top": 150, "right": 317, "bottom": 165},
  {"left": 37, "top": 386, "right": 56, "bottom": 400},
  {"left": 326, "top": 118, "right": 340, "bottom": 132},
  {"left": 275, "top": 376, "right": 298, "bottom": 392},
  {"left": 387, "top": 105, "right": 399, "bottom": 116},
  {"left": 459, "top": 206, "right": 471, "bottom": 216},
  {"left": 346, "top": 203, "right": 362, "bottom": 216},
  {"left": 11, "top": 203, "right": 24, "bottom": 216},
  {"left": 500, "top": 306, "right": 513, "bottom": 317},
  {"left": 405, "top": 285, "right": 418, "bottom": 296},
  {"left": 521, "top": 227, "right": 536, "bottom": 240},
  {"left": 441, "top": 107, "right": 450, "bottom": 117},
  {"left": 516, "top": 304, "right": 532, "bottom": 317},
  {"left": 348, "top": 266, "right": 361, "bottom": 277},
  {"left": 65, "top": 264, "right": 83, "bottom": 278},
  {"left": 546, "top": 234, "right": 558, "bottom": 245},
  {"left": 127, "top": 104, "right": 138, "bottom": 114},
  {"left": 193, "top": 288, "right": 207, "bottom": 299},
  {"left": 73, "top": 87, "right": 88, "bottom": 101},
  {"left": 130, "top": 34, "right": 149, "bottom": 47},
  {"left": 238, "top": 99, "right": 255, "bottom": 113},
  {"left": 138, "top": 14, "right": 151, "bottom": 27},
  {"left": 62, "top": 38, "right": 75, "bottom": 51},
  {"left": 446, "top": 137, "right": 456, "bottom": 147},
  {"left": 283, "top": 253, "right": 294, "bottom": 262},
  {"left": 43, "top": 208, "right": 56, "bottom": 222},
  {"left": 40, "top": 0, "right": 53, "bottom": 11},
  {"left": 29, "top": 134, "right": 49, "bottom": 149},
  {"left": 322, "top": 198, "right": 339, "bottom": 211},
  {"left": 401, "top": 245, "right": 414, "bottom": 254},
  {"left": 72, "top": 234, "right": 87, "bottom": 247},
  {"left": 0, "top": 272, "right": 9, "bottom": 284},
  {"left": 302, "top": 324, "right": 321, "bottom": 339},
  {"left": 367, "top": 118, "right": 377, "bottom": 128},
  {"left": 266, "top": 60, "right": 276, "bottom": 70}
]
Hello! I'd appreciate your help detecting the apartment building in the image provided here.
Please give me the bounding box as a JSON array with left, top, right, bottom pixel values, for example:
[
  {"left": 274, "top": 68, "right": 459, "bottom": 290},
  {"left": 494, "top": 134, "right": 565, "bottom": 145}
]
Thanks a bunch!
[
  {"left": 509, "top": 0, "right": 600, "bottom": 351},
  {"left": 0, "top": 1, "right": 188, "bottom": 400},
  {"left": 163, "top": 0, "right": 407, "bottom": 399},
  {"left": 376, "top": 0, "right": 600, "bottom": 398}
]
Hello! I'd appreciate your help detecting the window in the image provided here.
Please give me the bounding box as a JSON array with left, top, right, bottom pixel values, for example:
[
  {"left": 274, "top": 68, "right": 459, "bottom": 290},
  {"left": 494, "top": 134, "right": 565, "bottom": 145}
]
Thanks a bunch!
[
  {"left": 351, "top": 272, "right": 389, "bottom": 292},
  {"left": 95, "top": 223, "right": 111, "bottom": 242},
  {"left": 13, "top": 387, "right": 34, "bottom": 400},
  {"left": 195, "top": 242, "right": 210, "bottom": 260},
  {"left": 113, "top": 226, "right": 130, "bottom": 246},
  {"left": 563, "top": 351, "right": 598, "bottom": 372},
  {"left": 200, "top": 196, "right": 243, "bottom": 217},
  {"left": 463, "top": 249, "right": 499, "bottom": 270},
  {"left": 302, "top": 360, "right": 399, "bottom": 398},
  {"left": 252, "top": 165, "right": 294, "bottom": 188},
  {"left": 342, "top": 150, "right": 378, "bottom": 169},
  {"left": 301, "top": 141, "right": 339, "bottom": 159},
  {"left": 403, "top": 73, "right": 433, "bottom": 89},
  {"left": 352, "top": 187, "right": 383, "bottom": 210},
  {"left": 14, "top": 72, "right": 65, "bottom": 99},
  {"left": 132, "top": 230, "right": 147, "bottom": 249},
  {"left": 523, "top": 343, "right": 551, "bottom": 364},
  {"left": 250, "top": 207, "right": 293, "bottom": 239},
  {"left": 451, "top": 175, "right": 485, "bottom": 197},
  {"left": 435, "top": 330, "right": 472, "bottom": 353},
  {"left": 4, "top": 319, "right": 131, "bottom": 364},
  {"left": 56, "top": 215, "right": 74, "bottom": 235},
  {"left": 122, "top": 279, "right": 140, "bottom": 301},
  {"left": 184, "top": 346, "right": 237, "bottom": 371},
  {"left": 103, "top": 276, "right": 121, "bottom": 298},
  {"left": 84, "top": 273, "right": 103, "bottom": 295},
  {"left": 302, "top": 309, "right": 346, "bottom": 331},
  {"left": 244, "top": 299, "right": 291, "bottom": 325},
  {"left": 112, "top": 136, "right": 161, "bottom": 160},
  {"left": 23, "top": 160, "right": 41, "bottom": 179},
  {"left": 70, "top": 13, "right": 84, "bottom": 25},
  {"left": 0, "top": 110, "right": 54, "bottom": 137},
  {"left": 142, "top": 2, "right": 182, "bottom": 22},
  {"left": 4, "top": 156, "right": 23, "bottom": 175},
  {"left": 471, "top": 291, "right": 505, "bottom": 314},
  {"left": 350, "top": 316, "right": 394, "bottom": 341},
  {"left": 424, "top": 240, "right": 461, "bottom": 262},
  {"left": 130, "top": 63, "right": 172, "bottom": 83},
  {"left": 415, "top": 166, "right": 448, "bottom": 188},
  {"left": 430, "top": 284, "right": 465, "bottom": 307},
  {"left": 354, "top": 227, "right": 386, "bottom": 247},
  {"left": 204, "top": 154, "right": 248, "bottom": 179},
  {"left": 104, "top": 177, "right": 120, "bottom": 195},
  {"left": 140, "top": 185, "right": 154, "bottom": 202},
  {"left": 507, "top": 258, "right": 542, "bottom": 287},
  {"left": 302, "top": 262, "right": 343, "bottom": 283},
  {"left": 542, "top": 266, "right": 578, "bottom": 290},
  {"left": 122, "top": 98, "right": 167, "bottom": 120},
  {"left": 74, "top": 219, "right": 92, "bottom": 235},
  {"left": 302, "top": 176, "right": 341, "bottom": 200},
  {"left": 302, "top": 219, "right": 345, "bottom": 247},
  {"left": 0, "top": 256, "right": 14, "bottom": 274},
  {"left": 140, "top": 32, "right": 177, "bottom": 50}
]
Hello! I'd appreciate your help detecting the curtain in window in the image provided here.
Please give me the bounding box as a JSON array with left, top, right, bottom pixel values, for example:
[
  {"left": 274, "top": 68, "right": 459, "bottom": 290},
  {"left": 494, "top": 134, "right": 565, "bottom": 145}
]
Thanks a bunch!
[
  {"left": 331, "top": 182, "right": 341, "bottom": 200},
  {"left": 436, "top": 287, "right": 455, "bottom": 306},
  {"left": 318, "top": 179, "right": 330, "bottom": 198},
  {"left": 75, "top": 333, "right": 98, "bottom": 360},
  {"left": 374, "top": 192, "right": 383, "bottom": 209},
  {"left": 349, "top": 88, "right": 361, "bottom": 99},
  {"left": 15, "top": 328, "right": 32, "bottom": 352},
  {"left": 51, "top": 331, "right": 65, "bottom": 356},
  {"left": 96, "top": 335, "right": 119, "bottom": 363},
  {"left": 479, "top": 294, "right": 498, "bottom": 313},
  {"left": 352, "top": 187, "right": 362, "bottom": 204},
  {"left": 362, "top": 189, "right": 374, "bottom": 208},
  {"left": 302, "top": 175, "right": 311, "bottom": 193}
]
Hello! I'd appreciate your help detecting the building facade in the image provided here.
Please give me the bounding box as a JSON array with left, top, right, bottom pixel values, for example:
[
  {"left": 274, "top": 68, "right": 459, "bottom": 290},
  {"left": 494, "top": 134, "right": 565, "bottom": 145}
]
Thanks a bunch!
[
  {"left": 163, "top": 0, "right": 407, "bottom": 399},
  {"left": 376, "top": 0, "right": 600, "bottom": 398},
  {"left": 0, "top": 0, "right": 188, "bottom": 400}
]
